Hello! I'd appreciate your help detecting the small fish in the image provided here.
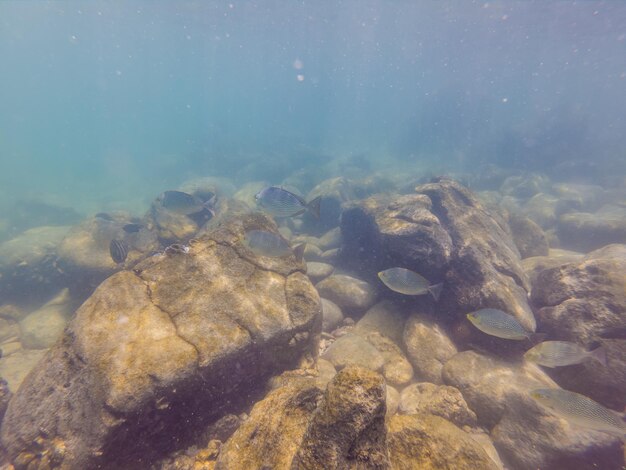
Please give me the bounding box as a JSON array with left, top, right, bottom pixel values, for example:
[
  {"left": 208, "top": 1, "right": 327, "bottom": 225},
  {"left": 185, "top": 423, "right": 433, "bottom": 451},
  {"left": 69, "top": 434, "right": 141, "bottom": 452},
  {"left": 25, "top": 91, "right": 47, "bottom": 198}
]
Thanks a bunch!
[
  {"left": 255, "top": 186, "right": 321, "bottom": 218},
  {"left": 524, "top": 341, "right": 607, "bottom": 368},
  {"left": 109, "top": 239, "right": 128, "bottom": 264},
  {"left": 122, "top": 223, "right": 144, "bottom": 233},
  {"left": 159, "top": 190, "right": 211, "bottom": 215},
  {"left": 243, "top": 230, "right": 305, "bottom": 261},
  {"left": 377, "top": 267, "right": 442, "bottom": 301},
  {"left": 95, "top": 212, "right": 114, "bottom": 221},
  {"left": 530, "top": 388, "right": 626, "bottom": 438},
  {"left": 466, "top": 308, "right": 531, "bottom": 340}
]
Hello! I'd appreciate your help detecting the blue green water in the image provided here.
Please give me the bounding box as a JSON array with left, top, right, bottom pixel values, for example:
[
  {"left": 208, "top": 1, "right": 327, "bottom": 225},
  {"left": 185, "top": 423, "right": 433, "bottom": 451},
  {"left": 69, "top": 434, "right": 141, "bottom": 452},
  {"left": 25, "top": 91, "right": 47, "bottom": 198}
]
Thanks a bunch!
[{"left": 1, "top": 1, "right": 625, "bottom": 218}]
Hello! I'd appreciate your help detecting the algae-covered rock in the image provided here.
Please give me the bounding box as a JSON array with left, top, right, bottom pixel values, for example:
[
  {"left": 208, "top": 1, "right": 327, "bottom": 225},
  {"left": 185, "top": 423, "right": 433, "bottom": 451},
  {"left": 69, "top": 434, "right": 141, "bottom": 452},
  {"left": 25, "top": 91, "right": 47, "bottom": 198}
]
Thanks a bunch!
[
  {"left": 364, "top": 332, "right": 414, "bottom": 387},
  {"left": 0, "top": 213, "right": 321, "bottom": 469},
  {"left": 306, "top": 261, "right": 334, "bottom": 283},
  {"left": 216, "top": 381, "right": 323, "bottom": 470},
  {"left": 292, "top": 366, "right": 390, "bottom": 469},
  {"left": 387, "top": 414, "right": 499, "bottom": 470},
  {"left": 354, "top": 300, "right": 407, "bottom": 345}
]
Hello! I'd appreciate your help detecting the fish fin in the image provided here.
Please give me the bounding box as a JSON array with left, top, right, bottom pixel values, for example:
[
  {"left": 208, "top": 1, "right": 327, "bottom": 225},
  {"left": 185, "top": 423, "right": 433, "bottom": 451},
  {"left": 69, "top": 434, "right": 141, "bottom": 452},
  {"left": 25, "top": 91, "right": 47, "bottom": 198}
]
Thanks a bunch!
[
  {"left": 529, "top": 332, "right": 547, "bottom": 344},
  {"left": 292, "top": 209, "right": 307, "bottom": 217},
  {"left": 293, "top": 243, "right": 306, "bottom": 263},
  {"left": 428, "top": 283, "right": 443, "bottom": 302},
  {"left": 588, "top": 346, "right": 607, "bottom": 367},
  {"left": 307, "top": 196, "right": 322, "bottom": 219}
]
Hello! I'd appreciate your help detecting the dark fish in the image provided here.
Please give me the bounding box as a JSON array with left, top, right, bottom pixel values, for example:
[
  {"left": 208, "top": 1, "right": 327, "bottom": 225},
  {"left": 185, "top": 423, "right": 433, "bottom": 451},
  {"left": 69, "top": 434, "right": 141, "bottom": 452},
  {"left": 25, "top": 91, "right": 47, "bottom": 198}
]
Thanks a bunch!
[
  {"left": 255, "top": 187, "right": 321, "bottom": 218},
  {"left": 243, "top": 230, "right": 305, "bottom": 261},
  {"left": 377, "top": 267, "right": 443, "bottom": 300},
  {"left": 159, "top": 190, "right": 207, "bottom": 215},
  {"left": 95, "top": 212, "right": 114, "bottom": 221},
  {"left": 109, "top": 239, "right": 128, "bottom": 264},
  {"left": 122, "top": 223, "right": 144, "bottom": 233}
]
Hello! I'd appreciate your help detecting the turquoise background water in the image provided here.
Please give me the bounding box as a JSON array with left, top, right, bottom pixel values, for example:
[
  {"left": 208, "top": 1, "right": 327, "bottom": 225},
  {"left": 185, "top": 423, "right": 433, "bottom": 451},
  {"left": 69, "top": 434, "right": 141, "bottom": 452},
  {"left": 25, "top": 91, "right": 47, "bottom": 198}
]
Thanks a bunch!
[{"left": 1, "top": 1, "right": 625, "bottom": 216}]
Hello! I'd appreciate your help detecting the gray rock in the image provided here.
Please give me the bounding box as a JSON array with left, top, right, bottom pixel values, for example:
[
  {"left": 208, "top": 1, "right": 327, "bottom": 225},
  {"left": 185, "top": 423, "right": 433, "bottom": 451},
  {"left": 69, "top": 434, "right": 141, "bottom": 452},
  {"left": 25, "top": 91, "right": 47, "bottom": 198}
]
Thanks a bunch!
[
  {"left": 500, "top": 173, "right": 550, "bottom": 199},
  {"left": 19, "top": 288, "right": 72, "bottom": 349},
  {"left": 508, "top": 212, "right": 549, "bottom": 258},
  {"left": 304, "top": 177, "right": 357, "bottom": 234},
  {"left": 0, "top": 226, "right": 69, "bottom": 268},
  {"left": 557, "top": 204, "right": 626, "bottom": 252},
  {"left": 320, "top": 298, "right": 343, "bottom": 333},
  {"left": 315, "top": 274, "right": 377, "bottom": 312},
  {"left": 232, "top": 181, "right": 268, "bottom": 208},
  {"left": 0, "top": 349, "right": 47, "bottom": 392},
  {"left": 491, "top": 393, "right": 622, "bottom": 470},
  {"left": 0, "top": 213, "right": 321, "bottom": 469},
  {"left": 0, "top": 379, "right": 10, "bottom": 425},
  {"left": 552, "top": 183, "right": 606, "bottom": 212},
  {"left": 322, "top": 333, "right": 384, "bottom": 372},
  {"left": 403, "top": 314, "right": 457, "bottom": 384},
  {"left": 318, "top": 227, "right": 342, "bottom": 250},
  {"left": 364, "top": 332, "right": 414, "bottom": 387},
  {"left": 387, "top": 414, "right": 499, "bottom": 470},
  {"left": 306, "top": 261, "right": 334, "bottom": 283},
  {"left": 442, "top": 351, "right": 557, "bottom": 428},
  {"left": 319, "top": 248, "right": 339, "bottom": 263},
  {"left": 386, "top": 384, "right": 399, "bottom": 417},
  {"left": 303, "top": 243, "right": 324, "bottom": 262},
  {"left": 354, "top": 300, "right": 407, "bottom": 344},
  {"left": 522, "top": 193, "right": 560, "bottom": 229},
  {"left": 398, "top": 382, "right": 477, "bottom": 428},
  {"left": 531, "top": 244, "right": 626, "bottom": 345}
]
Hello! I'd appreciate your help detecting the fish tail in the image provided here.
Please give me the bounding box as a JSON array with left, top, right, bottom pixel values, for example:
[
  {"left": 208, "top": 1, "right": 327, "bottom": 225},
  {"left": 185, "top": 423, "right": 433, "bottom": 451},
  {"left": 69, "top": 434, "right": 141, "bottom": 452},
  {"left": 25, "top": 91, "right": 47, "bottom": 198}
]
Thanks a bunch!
[
  {"left": 307, "top": 196, "right": 322, "bottom": 219},
  {"left": 588, "top": 346, "right": 607, "bottom": 367},
  {"left": 428, "top": 283, "right": 443, "bottom": 302},
  {"left": 293, "top": 243, "right": 306, "bottom": 263}
]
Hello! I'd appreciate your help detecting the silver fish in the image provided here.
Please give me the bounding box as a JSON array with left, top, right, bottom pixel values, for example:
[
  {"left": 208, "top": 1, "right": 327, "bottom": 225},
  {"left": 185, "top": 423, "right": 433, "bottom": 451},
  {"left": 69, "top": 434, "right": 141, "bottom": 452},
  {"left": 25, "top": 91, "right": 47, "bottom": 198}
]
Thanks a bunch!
[
  {"left": 255, "top": 186, "right": 321, "bottom": 218},
  {"left": 159, "top": 190, "right": 208, "bottom": 215},
  {"left": 524, "top": 341, "right": 607, "bottom": 368},
  {"left": 377, "top": 267, "right": 442, "bottom": 301},
  {"left": 466, "top": 308, "right": 531, "bottom": 340},
  {"left": 243, "top": 230, "right": 305, "bottom": 261},
  {"left": 109, "top": 239, "right": 128, "bottom": 264},
  {"left": 530, "top": 388, "right": 626, "bottom": 438}
]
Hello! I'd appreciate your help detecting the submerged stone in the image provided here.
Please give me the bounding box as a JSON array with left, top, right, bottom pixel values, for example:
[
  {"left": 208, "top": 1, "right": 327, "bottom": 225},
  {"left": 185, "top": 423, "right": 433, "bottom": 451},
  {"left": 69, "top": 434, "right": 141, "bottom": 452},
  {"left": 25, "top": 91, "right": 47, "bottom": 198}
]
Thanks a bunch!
[{"left": 0, "top": 213, "right": 321, "bottom": 469}]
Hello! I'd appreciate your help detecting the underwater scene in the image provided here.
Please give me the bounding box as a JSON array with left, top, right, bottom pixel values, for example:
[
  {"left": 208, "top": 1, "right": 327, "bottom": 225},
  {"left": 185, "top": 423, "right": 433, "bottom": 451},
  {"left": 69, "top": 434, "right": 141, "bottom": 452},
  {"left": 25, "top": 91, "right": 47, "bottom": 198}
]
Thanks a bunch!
[{"left": 1, "top": 1, "right": 625, "bottom": 469}]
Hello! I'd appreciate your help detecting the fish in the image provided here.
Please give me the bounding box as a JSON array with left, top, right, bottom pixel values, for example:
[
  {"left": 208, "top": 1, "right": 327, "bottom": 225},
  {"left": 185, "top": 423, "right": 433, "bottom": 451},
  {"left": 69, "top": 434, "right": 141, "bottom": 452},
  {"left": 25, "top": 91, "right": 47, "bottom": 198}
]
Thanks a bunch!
[
  {"left": 158, "top": 190, "right": 211, "bottom": 215},
  {"left": 524, "top": 341, "right": 607, "bottom": 368},
  {"left": 243, "top": 230, "right": 305, "bottom": 261},
  {"left": 377, "top": 267, "right": 443, "bottom": 301},
  {"left": 255, "top": 186, "right": 321, "bottom": 218},
  {"left": 95, "top": 212, "right": 114, "bottom": 221},
  {"left": 122, "top": 223, "right": 144, "bottom": 233},
  {"left": 109, "top": 239, "right": 128, "bottom": 264},
  {"left": 530, "top": 388, "right": 626, "bottom": 438},
  {"left": 466, "top": 308, "right": 532, "bottom": 340}
]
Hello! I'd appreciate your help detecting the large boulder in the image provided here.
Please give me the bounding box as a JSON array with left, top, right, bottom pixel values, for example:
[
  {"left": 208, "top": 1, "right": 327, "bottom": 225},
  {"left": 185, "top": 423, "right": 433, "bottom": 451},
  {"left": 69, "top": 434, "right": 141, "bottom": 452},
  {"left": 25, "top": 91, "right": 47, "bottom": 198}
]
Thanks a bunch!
[
  {"left": 340, "top": 179, "right": 535, "bottom": 332},
  {"left": 531, "top": 244, "right": 626, "bottom": 345},
  {"left": 0, "top": 213, "right": 321, "bottom": 469},
  {"left": 557, "top": 204, "right": 626, "bottom": 252}
]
